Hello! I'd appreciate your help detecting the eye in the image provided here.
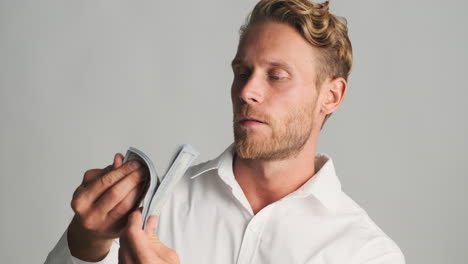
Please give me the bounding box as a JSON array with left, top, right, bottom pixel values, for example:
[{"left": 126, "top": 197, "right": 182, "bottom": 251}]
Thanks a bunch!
[
  {"left": 268, "top": 69, "right": 289, "bottom": 81},
  {"left": 233, "top": 66, "right": 250, "bottom": 80},
  {"left": 238, "top": 73, "right": 250, "bottom": 79},
  {"left": 269, "top": 75, "right": 284, "bottom": 81}
]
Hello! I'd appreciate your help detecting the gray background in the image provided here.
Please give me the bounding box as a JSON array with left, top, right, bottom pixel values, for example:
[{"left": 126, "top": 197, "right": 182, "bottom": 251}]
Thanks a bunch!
[{"left": 1, "top": 0, "right": 466, "bottom": 263}]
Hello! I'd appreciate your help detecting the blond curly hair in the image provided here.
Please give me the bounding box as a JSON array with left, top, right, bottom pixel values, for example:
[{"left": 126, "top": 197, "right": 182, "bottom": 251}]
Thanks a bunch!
[{"left": 239, "top": 0, "right": 353, "bottom": 127}]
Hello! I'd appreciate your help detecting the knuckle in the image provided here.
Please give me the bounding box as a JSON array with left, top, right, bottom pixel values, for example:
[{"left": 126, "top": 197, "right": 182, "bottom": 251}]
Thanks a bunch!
[
  {"left": 128, "top": 171, "right": 143, "bottom": 186},
  {"left": 107, "top": 188, "right": 121, "bottom": 201},
  {"left": 120, "top": 198, "right": 135, "bottom": 213},
  {"left": 109, "top": 208, "right": 125, "bottom": 219},
  {"left": 72, "top": 187, "right": 82, "bottom": 200},
  {"left": 80, "top": 214, "right": 96, "bottom": 230},
  {"left": 84, "top": 168, "right": 112, "bottom": 187},
  {"left": 108, "top": 204, "right": 132, "bottom": 221},
  {"left": 83, "top": 169, "right": 99, "bottom": 181},
  {"left": 70, "top": 199, "right": 78, "bottom": 211},
  {"left": 115, "top": 203, "right": 135, "bottom": 219},
  {"left": 100, "top": 173, "right": 117, "bottom": 186},
  {"left": 103, "top": 164, "right": 113, "bottom": 172},
  {"left": 70, "top": 198, "right": 85, "bottom": 214},
  {"left": 80, "top": 212, "right": 105, "bottom": 232},
  {"left": 83, "top": 169, "right": 93, "bottom": 178}
]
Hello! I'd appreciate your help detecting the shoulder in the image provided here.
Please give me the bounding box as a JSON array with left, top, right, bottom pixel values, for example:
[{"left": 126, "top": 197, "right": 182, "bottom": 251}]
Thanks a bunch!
[
  {"left": 162, "top": 158, "right": 222, "bottom": 204},
  {"left": 336, "top": 192, "right": 406, "bottom": 264}
]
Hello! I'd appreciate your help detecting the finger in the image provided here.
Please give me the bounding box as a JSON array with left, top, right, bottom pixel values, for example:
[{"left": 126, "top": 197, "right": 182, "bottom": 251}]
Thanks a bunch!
[
  {"left": 113, "top": 153, "right": 124, "bottom": 169},
  {"left": 72, "top": 185, "right": 86, "bottom": 200},
  {"left": 124, "top": 210, "right": 162, "bottom": 262},
  {"left": 141, "top": 215, "right": 178, "bottom": 262},
  {"left": 127, "top": 208, "right": 143, "bottom": 229},
  {"left": 82, "top": 165, "right": 113, "bottom": 185},
  {"left": 73, "top": 164, "right": 113, "bottom": 201},
  {"left": 124, "top": 237, "right": 164, "bottom": 263},
  {"left": 93, "top": 166, "right": 147, "bottom": 214},
  {"left": 84, "top": 160, "right": 143, "bottom": 203},
  {"left": 145, "top": 215, "right": 159, "bottom": 236},
  {"left": 106, "top": 182, "right": 143, "bottom": 221}
]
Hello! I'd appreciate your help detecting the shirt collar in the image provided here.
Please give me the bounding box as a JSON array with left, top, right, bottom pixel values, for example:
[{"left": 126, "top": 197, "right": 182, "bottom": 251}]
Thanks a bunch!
[
  {"left": 288, "top": 153, "right": 342, "bottom": 212},
  {"left": 189, "top": 143, "right": 234, "bottom": 179},
  {"left": 189, "top": 144, "right": 342, "bottom": 212}
]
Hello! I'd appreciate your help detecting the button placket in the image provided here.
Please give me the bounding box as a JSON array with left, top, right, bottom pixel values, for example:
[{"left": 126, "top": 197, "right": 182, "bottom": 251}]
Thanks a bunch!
[{"left": 236, "top": 203, "right": 276, "bottom": 264}]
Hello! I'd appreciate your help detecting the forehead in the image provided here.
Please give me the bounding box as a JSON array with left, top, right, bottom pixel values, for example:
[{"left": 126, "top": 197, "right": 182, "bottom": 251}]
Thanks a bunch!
[{"left": 235, "top": 22, "right": 317, "bottom": 70}]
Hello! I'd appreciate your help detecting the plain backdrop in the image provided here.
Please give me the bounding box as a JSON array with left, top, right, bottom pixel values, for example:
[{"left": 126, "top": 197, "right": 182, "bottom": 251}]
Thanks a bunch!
[{"left": 1, "top": 0, "right": 467, "bottom": 263}]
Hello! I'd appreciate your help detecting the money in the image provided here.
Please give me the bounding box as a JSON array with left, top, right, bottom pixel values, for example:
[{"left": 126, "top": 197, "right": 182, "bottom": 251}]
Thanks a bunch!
[{"left": 123, "top": 144, "right": 199, "bottom": 228}]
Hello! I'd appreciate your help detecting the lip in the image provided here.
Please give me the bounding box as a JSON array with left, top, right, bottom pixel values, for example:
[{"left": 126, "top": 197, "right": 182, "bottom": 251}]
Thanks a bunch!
[
  {"left": 238, "top": 116, "right": 268, "bottom": 127},
  {"left": 239, "top": 116, "right": 267, "bottom": 124}
]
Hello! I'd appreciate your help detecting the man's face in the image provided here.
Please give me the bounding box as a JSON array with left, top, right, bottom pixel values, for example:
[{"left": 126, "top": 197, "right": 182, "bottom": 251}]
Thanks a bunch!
[{"left": 231, "top": 22, "right": 322, "bottom": 161}]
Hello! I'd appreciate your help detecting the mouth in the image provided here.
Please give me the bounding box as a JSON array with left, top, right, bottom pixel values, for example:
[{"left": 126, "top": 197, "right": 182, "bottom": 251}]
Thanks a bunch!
[{"left": 238, "top": 116, "right": 268, "bottom": 125}]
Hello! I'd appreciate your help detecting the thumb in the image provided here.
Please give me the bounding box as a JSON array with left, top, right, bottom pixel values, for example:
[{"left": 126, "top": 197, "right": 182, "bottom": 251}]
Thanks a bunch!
[{"left": 145, "top": 215, "right": 159, "bottom": 236}]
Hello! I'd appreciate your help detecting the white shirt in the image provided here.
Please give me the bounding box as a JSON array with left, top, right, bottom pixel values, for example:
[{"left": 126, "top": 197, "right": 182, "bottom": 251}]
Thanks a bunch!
[{"left": 45, "top": 144, "right": 405, "bottom": 264}]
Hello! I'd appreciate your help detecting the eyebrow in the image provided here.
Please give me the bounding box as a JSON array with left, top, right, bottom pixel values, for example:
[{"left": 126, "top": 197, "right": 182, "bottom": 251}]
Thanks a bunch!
[{"left": 231, "top": 58, "right": 295, "bottom": 72}]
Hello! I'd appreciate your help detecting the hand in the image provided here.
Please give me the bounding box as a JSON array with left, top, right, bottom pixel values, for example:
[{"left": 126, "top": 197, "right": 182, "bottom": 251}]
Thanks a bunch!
[
  {"left": 119, "top": 210, "right": 180, "bottom": 264},
  {"left": 68, "top": 153, "right": 149, "bottom": 261}
]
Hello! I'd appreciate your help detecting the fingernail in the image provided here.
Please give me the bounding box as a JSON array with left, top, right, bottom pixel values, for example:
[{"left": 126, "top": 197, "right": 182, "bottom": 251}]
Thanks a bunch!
[{"left": 130, "top": 160, "right": 141, "bottom": 169}]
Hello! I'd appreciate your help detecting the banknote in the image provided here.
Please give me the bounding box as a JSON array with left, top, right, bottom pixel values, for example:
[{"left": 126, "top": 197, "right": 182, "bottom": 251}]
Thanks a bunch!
[{"left": 123, "top": 144, "right": 199, "bottom": 228}]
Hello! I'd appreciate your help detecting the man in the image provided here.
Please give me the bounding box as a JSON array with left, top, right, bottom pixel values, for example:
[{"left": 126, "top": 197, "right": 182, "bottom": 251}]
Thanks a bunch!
[{"left": 46, "top": 0, "right": 405, "bottom": 263}]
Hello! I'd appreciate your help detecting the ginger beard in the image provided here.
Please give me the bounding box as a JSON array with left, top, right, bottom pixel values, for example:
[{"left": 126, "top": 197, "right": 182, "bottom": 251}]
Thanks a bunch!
[{"left": 233, "top": 100, "right": 317, "bottom": 161}]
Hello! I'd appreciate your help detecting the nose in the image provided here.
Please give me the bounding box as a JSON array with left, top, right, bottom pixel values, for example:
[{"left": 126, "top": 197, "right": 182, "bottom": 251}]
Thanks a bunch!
[{"left": 236, "top": 74, "right": 264, "bottom": 105}]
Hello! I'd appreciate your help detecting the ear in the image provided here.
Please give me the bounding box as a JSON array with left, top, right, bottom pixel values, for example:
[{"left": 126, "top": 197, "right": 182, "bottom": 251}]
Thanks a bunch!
[{"left": 320, "top": 77, "right": 347, "bottom": 115}]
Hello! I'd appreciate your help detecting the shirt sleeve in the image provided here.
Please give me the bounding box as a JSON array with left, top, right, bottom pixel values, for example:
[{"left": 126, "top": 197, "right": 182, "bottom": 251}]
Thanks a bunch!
[
  {"left": 352, "top": 235, "right": 406, "bottom": 264},
  {"left": 44, "top": 229, "right": 120, "bottom": 264}
]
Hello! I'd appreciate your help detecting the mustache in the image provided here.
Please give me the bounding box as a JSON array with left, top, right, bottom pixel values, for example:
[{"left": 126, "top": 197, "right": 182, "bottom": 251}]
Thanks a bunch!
[{"left": 233, "top": 106, "right": 271, "bottom": 124}]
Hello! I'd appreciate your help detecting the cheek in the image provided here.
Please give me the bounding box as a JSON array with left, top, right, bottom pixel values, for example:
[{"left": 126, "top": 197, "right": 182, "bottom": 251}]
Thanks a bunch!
[
  {"left": 272, "top": 79, "right": 304, "bottom": 100},
  {"left": 271, "top": 94, "right": 317, "bottom": 124},
  {"left": 231, "top": 79, "right": 243, "bottom": 100},
  {"left": 268, "top": 89, "right": 302, "bottom": 113},
  {"left": 230, "top": 84, "right": 238, "bottom": 105}
]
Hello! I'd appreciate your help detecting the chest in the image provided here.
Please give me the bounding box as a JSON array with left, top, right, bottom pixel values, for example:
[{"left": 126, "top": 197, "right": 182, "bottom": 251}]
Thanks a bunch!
[{"left": 155, "top": 178, "right": 360, "bottom": 264}]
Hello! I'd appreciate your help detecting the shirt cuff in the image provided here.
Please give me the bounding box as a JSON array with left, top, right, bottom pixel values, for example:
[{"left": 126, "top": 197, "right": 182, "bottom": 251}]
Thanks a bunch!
[{"left": 45, "top": 229, "right": 119, "bottom": 264}]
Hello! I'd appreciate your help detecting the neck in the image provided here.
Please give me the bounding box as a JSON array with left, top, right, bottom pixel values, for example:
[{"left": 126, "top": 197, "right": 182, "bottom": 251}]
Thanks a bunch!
[{"left": 233, "top": 135, "right": 318, "bottom": 214}]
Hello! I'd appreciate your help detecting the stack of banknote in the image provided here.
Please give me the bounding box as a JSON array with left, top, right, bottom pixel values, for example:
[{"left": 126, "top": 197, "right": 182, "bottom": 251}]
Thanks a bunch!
[{"left": 123, "top": 144, "right": 199, "bottom": 228}]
